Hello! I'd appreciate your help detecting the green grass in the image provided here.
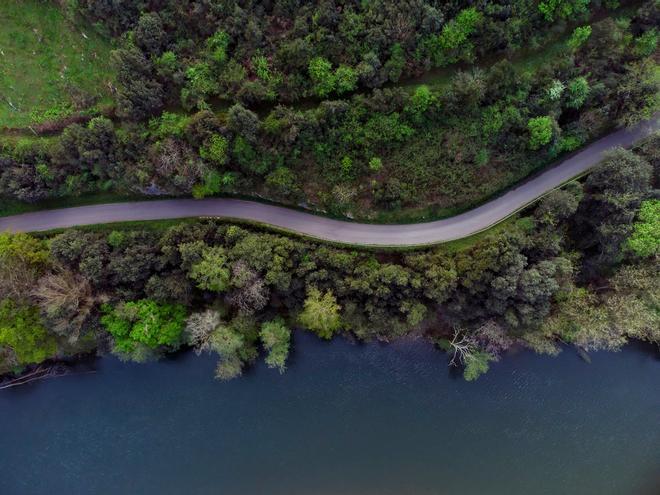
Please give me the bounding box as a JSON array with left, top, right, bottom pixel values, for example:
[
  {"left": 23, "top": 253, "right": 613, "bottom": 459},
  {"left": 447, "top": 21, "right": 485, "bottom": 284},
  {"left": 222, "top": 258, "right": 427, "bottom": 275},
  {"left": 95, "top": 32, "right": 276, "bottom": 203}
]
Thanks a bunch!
[{"left": 0, "top": 0, "right": 114, "bottom": 128}]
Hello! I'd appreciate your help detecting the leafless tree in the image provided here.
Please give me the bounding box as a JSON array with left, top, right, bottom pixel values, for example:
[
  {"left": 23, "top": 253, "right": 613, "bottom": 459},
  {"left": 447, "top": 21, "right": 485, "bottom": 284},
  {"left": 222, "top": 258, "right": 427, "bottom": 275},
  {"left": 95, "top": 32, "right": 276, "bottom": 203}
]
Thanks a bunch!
[
  {"left": 32, "top": 268, "right": 101, "bottom": 343},
  {"left": 184, "top": 309, "right": 221, "bottom": 355},
  {"left": 448, "top": 327, "right": 477, "bottom": 367}
]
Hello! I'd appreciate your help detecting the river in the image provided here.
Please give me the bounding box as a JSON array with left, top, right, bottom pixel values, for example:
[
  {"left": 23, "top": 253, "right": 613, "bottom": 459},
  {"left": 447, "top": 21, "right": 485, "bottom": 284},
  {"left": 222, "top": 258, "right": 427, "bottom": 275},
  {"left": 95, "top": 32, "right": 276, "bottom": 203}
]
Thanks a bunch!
[{"left": 0, "top": 332, "right": 658, "bottom": 495}]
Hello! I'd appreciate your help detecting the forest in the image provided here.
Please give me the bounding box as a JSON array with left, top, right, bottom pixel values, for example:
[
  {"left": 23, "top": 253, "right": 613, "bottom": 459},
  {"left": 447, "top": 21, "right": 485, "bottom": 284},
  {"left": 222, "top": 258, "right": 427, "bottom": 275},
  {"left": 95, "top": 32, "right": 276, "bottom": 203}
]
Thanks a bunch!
[
  {"left": 0, "top": 136, "right": 657, "bottom": 380},
  {"left": 0, "top": 0, "right": 658, "bottom": 382},
  {"left": 0, "top": 0, "right": 657, "bottom": 220}
]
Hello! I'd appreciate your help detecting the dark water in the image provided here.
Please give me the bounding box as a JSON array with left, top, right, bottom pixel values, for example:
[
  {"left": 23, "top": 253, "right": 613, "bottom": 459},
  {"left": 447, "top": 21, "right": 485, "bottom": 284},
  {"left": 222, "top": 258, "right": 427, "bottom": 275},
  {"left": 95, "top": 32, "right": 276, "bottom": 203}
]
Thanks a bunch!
[{"left": 1, "top": 333, "right": 658, "bottom": 495}]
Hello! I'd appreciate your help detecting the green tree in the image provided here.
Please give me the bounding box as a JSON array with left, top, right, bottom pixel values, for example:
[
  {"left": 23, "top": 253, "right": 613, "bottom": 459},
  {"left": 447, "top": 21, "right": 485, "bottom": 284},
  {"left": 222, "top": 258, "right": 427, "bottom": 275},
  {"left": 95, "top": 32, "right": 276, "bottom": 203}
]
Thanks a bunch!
[
  {"left": 538, "top": 0, "right": 590, "bottom": 22},
  {"left": 299, "top": 287, "right": 342, "bottom": 339},
  {"left": 527, "top": 116, "right": 554, "bottom": 150},
  {"left": 207, "top": 30, "right": 230, "bottom": 64},
  {"left": 0, "top": 300, "right": 56, "bottom": 366},
  {"left": 406, "top": 85, "right": 436, "bottom": 119},
  {"left": 334, "top": 65, "right": 358, "bottom": 94},
  {"left": 633, "top": 29, "right": 658, "bottom": 58},
  {"left": 200, "top": 134, "right": 229, "bottom": 165},
  {"left": 566, "top": 77, "right": 589, "bottom": 109},
  {"left": 384, "top": 43, "right": 405, "bottom": 82},
  {"left": 0, "top": 232, "right": 50, "bottom": 300},
  {"left": 188, "top": 246, "right": 231, "bottom": 292},
  {"left": 438, "top": 8, "right": 483, "bottom": 51},
  {"left": 101, "top": 299, "right": 186, "bottom": 355},
  {"left": 260, "top": 318, "right": 291, "bottom": 373},
  {"left": 308, "top": 57, "right": 335, "bottom": 97},
  {"left": 626, "top": 200, "right": 659, "bottom": 257},
  {"left": 463, "top": 351, "right": 495, "bottom": 381},
  {"left": 368, "top": 157, "right": 383, "bottom": 172},
  {"left": 567, "top": 25, "right": 591, "bottom": 50}
]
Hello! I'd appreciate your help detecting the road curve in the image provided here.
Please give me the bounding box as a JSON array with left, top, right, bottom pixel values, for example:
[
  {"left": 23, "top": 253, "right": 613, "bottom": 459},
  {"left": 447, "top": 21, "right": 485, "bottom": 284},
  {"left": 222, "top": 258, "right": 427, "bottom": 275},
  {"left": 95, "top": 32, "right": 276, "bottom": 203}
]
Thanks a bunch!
[{"left": 0, "top": 118, "right": 657, "bottom": 247}]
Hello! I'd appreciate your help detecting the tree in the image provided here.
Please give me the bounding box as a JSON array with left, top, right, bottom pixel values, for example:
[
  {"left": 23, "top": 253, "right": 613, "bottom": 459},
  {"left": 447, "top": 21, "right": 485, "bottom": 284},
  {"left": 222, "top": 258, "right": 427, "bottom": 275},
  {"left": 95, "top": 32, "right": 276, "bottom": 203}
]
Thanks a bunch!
[
  {"left": 260, "top": 318, "right": 291, "bottom": 373},
  {"left": 0, "top": 232, "right": 50, "bottom": 300},
  {"left": 527, "top": 116, "right": 554, "bottom": 150},
  {"left": 573, "top": 149, "right": 652, "bottom": 272},
  {"left": 206, "top": 30, "right": 230, "bottom": 64},
  {"left": 32, "top": 269, "right": 97, "bottom": 343},
  {"left": 308, "top": 57, "right": 335, "bottom": 97},
  {"left": 184, "top": 309, "right": 221, "bottom": 354},
  {"left": 227, "top": 104, "right": 260, "bottom": 143},
  {"left": 567, "top": 25, "right": 591, "bottom": 50},
  {"left": 0, "top": 300, "right": 57, "bottom": 366},
  {"left": 208, "top": 322, "right": 246, "bottom": 380},
  {"left": 101, "top": 299, "right": 186, "bottom": 356},
  {"left": 566, "top": 77, "right": 589, "bottom": 109},
  {"left": 384, "top": 43, "right": 405, "bottom": 82},
  {"left": 334, "top": 65, "right": 358, "bottom": 94},
  {"left": 299, "top": 287, "right": 342, "bottom": 339},
  {"left": 406, "top": 85, "right": 436, "bottom": 119},
  {"left": 188, "top": 246, "right": 231, "bottom": 292},
  {"left": 626, "top": 200, "right": 659, "bottom": 257},
  {"left": 200, "top": 134, "right": 228, "bottom": 166},
  {"left": 538, "top": 0, "right": 590, "bottom": 22},
  {"left": 133, "top": 12, "right": 166, "bottom": 54}
]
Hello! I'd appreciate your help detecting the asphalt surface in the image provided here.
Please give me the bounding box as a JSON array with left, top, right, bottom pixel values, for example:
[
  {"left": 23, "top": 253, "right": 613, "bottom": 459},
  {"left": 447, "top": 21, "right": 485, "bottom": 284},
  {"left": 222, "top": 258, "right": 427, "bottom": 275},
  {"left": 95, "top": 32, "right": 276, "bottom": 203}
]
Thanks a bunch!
[{"left": 0, "top": 117, "right": 657, "bottom": 246}]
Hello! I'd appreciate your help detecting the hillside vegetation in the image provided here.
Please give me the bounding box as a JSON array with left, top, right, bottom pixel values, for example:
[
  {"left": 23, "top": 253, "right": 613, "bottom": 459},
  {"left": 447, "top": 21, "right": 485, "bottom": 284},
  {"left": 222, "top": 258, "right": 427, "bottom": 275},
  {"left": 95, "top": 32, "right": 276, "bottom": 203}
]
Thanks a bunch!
[{"left": 0, "top": 0, "right": 114, "bottom": 128}]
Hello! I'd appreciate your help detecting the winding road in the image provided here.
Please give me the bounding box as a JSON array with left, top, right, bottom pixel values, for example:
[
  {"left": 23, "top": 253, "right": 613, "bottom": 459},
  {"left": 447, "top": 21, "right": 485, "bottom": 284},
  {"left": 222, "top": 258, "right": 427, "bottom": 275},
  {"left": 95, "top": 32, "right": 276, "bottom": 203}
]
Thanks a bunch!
[{"left": 0, "top": 118, "right": 657, "bottom": 247}]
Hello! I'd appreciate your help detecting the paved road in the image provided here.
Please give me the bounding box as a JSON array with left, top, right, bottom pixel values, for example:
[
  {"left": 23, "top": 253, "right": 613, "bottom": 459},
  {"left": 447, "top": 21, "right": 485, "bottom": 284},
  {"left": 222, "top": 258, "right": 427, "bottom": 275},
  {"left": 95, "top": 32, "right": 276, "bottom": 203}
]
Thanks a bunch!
[{"left": 0, "top": 118, "right": 657, "bottom": 246}]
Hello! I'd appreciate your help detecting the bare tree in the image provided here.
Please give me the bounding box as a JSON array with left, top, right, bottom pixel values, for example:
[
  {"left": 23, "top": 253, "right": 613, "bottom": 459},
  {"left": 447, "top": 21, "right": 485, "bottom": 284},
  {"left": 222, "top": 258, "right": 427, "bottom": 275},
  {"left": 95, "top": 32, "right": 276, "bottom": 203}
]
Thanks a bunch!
[
  {"left": 184, "top": 309, "right": 221, "bottom": 354},
  {"left": 448, "top": 327, "right": 477, "bottom": 367},
  {"left": 32, "top": 268, "right": 101, "bottom": 343}
]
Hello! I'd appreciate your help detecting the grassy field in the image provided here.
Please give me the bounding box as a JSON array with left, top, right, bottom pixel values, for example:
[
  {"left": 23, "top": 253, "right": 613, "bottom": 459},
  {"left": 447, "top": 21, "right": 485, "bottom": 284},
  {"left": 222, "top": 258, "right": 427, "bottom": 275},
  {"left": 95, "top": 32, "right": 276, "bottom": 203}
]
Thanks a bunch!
[{"left": 0, "top": 0, "right": 114, "bottom": 128}]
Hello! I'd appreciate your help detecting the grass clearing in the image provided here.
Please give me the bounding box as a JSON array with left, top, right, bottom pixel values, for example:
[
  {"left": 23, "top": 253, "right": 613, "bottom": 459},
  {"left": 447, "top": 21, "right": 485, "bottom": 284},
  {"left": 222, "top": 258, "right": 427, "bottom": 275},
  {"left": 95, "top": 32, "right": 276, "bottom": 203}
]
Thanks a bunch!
[{"left": 0, "top": 0, "right": 114, "bottom": 128}]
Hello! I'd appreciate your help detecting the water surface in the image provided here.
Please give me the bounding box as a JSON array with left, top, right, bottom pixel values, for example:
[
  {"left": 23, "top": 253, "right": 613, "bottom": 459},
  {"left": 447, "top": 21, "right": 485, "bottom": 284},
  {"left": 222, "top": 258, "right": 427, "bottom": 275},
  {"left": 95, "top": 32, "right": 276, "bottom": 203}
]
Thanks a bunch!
[{"left": 1, "top": 333, "right": 658, "bottom": 495}]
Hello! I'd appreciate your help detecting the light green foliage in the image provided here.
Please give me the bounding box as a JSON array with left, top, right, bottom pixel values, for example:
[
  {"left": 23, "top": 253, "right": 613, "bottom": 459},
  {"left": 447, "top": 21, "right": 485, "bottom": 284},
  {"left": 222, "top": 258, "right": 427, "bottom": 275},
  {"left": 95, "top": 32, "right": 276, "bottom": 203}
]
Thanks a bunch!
[
  {"left": 207, "top": 30, "right": 230, "bottom": 64},
  {"left": 266, "top": 167, "right": 298, "bottom": 196},
  {"left": 0, "top": 232, "right": 49, "bottom": 266},
  {"left": 0, "top": 299, "right": 56, "bottom": 365},
  {"left": 308, "top": 56, "right": 335, "bottom": 97},
  {"left": 334, "top": 65, "right": 358, "bottom": 94},
  {"left": 368, "top": 157, "right": 383, "bottom": 172},
  {"left": 546, "top": 80, "right": 565, "bottom": 101},
  {"left": 149, "top": 112, "right": 189, "bottom": 138},
  {"left": 438, "top": 8, "right": 483, "bottom": 51},
  {"left": 627, "top": 200, "right": 659, "bottom": 257},
  {"left": 155, "top": 51, "right": 178, "bottom": 75},
  {"left": 482, "top": 105, "right": 504, "bottom": 138},
  {"left": 200, "top": 134, "right": 229, "bottom": 165},
  {"left": 299, "top": 287, "right": 342, "bottom": 339},
  {"left": 260, "top": 318, "right": 291, "bottom": 373},
  {"left": 567, "top": 25, "right": 592, "bottom": 50},
  {"left": 407, "top": 85, "right": 436, "bottom": 117},
  {"left": 192, "top": 170, "right": 236, "bottom": 198},
  {"left": 107, "top": 230, "right": 126, "bottom": 249},
  {"left": 463, "top": 351, "right": 495, "bottom": 381},
  {"left": 252, "top": 55, "right": 272, "bottom": 82},
  {"left": 0, "top": 0, "right": 114, "bottom": 127},
  {"left": 183, "top": 62, "right": 218, "bottom": 107},
  {"left": 341, "top": 156, "right": 353, "bottom": 176},
  {"left": 0, "top": 231, "right": 50, "bottom": 300},
  {"left": 527, "top": 116, "right": 554, "bottom": 150},
  {"left": 566, "top": 77, "right": 589, "bottom": 109},
  {"left": 538, "top": 0, "right": 590, "bottom": 22},
  {"left": 633, "top": 29, "right": 658, "bottom": 58},
  {"left": 188, "top": 246, "right": 231, "bottom": 292},
  {"left": 101, "top": 299, "right": 186, "bottom": 354}
]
